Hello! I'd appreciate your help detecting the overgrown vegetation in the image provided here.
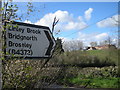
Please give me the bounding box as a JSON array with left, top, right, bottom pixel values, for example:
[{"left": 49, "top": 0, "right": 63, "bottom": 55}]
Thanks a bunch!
[{"left": 51, "top": 48, "right": 118, "bottom": 67}]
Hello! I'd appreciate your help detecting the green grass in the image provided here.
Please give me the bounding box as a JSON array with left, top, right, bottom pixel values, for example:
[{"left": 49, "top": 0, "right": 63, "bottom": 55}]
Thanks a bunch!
[
  {"left": 56, "top": 66, "right": 119, "bottom": 88},
  {"left": 86, "top": 49, "right": 118, "bottom": 65},
  {"left": 70, "top": 77, "right": 119, "bottom": 88},
  {"left": 87, "top": 50, "right": 109, "bottom": 59},
  {"left": 59, "top": 76, "right": 119, "bottom": 88}
]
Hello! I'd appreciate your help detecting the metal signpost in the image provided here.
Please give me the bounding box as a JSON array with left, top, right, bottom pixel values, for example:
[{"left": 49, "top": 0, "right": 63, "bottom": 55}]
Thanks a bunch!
[{"left": 5, "top": 21, "right": 56, "bottom": 58}]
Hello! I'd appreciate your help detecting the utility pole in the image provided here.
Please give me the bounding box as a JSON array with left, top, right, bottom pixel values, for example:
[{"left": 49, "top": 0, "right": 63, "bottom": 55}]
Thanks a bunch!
[{"left": 0, "top": 0, "right": 2, "bottom": 89}]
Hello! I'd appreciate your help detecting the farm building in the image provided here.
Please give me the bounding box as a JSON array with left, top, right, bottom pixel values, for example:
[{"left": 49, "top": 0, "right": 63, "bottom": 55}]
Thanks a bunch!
[{"left": 86, "top": 44, "right": 116, "bottom": 50}]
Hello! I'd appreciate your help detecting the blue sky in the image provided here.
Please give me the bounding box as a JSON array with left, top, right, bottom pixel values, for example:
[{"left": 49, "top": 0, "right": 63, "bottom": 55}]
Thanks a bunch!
[{"left": 11, "top": 1, "right": 119, "bottom": 46}]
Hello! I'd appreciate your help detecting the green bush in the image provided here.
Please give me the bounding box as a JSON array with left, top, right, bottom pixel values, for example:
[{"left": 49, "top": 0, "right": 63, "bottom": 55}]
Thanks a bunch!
[{"left": 53, "top": 49, "right": 119, "bottom": 67}]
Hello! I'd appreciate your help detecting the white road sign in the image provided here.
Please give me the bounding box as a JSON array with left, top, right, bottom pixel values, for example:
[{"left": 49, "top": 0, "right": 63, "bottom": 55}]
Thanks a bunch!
[{"left": 5, "top": 21, "right": 56, "bottom": 58}]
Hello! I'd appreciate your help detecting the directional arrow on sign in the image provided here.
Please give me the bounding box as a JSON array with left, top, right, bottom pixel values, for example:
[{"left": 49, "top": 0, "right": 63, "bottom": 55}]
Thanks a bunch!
[
  {"left": 44, "top": 30, "right": 54, "bottom": 56},
  {"left": 5, "top": 21, "right": 56, "bottom": 58}
]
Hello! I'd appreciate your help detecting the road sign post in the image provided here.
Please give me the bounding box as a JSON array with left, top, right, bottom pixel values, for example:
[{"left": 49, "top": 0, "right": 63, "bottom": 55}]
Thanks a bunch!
[{"left": 5, "top": 21, "right": 56, "bottom": 58}]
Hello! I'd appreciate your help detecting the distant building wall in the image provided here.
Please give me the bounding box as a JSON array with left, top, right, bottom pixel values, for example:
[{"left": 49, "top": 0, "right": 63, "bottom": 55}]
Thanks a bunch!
[
  {"left": 86, "top": 44, "right": 116, "bottom": 50},
  {"left": 95, "top": 44, "right": 116, "bottom": 50}
]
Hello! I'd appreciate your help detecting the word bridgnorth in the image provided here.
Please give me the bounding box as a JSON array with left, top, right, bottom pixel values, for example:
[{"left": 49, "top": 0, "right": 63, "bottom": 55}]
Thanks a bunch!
[
  {"left": 8, "top": 33, "right": 37, "bottom": 41},
  {"left": 8, "top": 25, "right": 41, "bottom": 34}
]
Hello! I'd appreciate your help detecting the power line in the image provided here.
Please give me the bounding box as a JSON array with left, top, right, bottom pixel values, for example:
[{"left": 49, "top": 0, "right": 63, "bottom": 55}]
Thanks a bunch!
[{"left": 58, "top": 12, "right": 118, "bottom": 40}]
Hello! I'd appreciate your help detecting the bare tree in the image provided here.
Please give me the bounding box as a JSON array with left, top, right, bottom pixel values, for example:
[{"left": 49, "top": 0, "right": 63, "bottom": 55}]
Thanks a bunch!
[
  {"left": 52, "top": 16, "right": 59, "bottom": 34},
  {"left": 110, "top": 15, "right": 120, "bottom": 48},
  {"left": 63, "top": 40, "right": 84, "bottom": 51},
  {"left": 107, "top": 36, "right": 112, "bottom": 45},
  {"left": 90, "top": 42, "right": 97, "bottom": 47},
  {"left": 99, "top": 36, "right": 113, "bottom": 46}
]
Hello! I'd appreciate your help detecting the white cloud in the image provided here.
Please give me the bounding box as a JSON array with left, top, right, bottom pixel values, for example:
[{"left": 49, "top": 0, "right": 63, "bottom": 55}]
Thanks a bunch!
[
  {"left": 35, "top": 13, "right": 54, "bottom": 27},
  {"left": 97, "top": 14, "right": 120, "bottom": 27},
  {"left": 24, "top": 10, "right": 91, "bottom": 32},
  {"left": 31, "top": 10, "right": 88, "bottom": 31},
  {"left": 95, "top": 33, "right": 109, "bottom": 40},
  {"left": 77, "top": 32, "right": 109, "bottom": 46},
  {"left": 84, "top": 8, "right": 93, "bottom": 21},
  {"left": 54, "top": 10, "right": 73, "bottom": 22},
  {"left": 64, "top": 21, "right": 87, "bottom": 30},
  {"left": 78, "top": 16, "right": 83, "bottom": 21},
  {"left": 24, "top": 20, "right": 32, "bottom": 24},
  {"left": 34, "top": 10, "right": 73, "bottom": 29},
  {"left": 59, "top": 37, "right": 71, "bottom": 42}
]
